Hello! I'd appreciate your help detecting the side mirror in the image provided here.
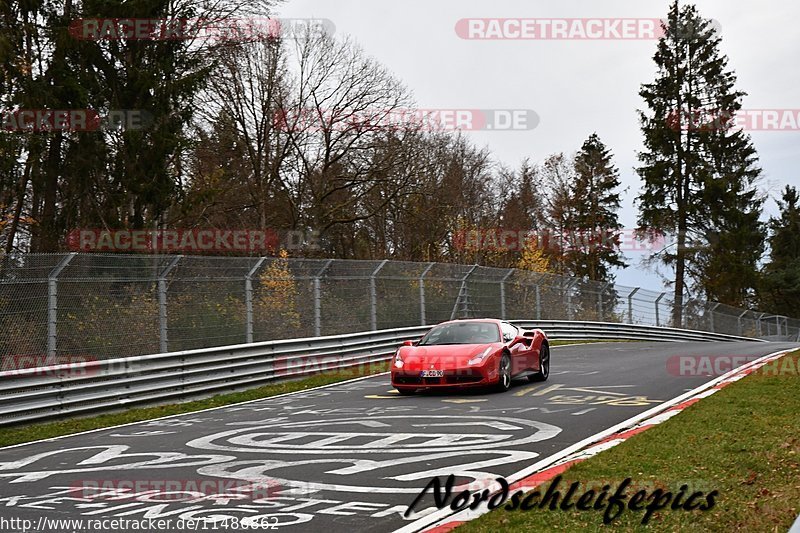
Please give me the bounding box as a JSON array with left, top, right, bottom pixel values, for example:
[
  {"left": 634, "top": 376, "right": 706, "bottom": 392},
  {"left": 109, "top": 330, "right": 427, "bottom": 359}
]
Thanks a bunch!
[{"left": 402, "top": 340, "right": 415, "bottom": 346}]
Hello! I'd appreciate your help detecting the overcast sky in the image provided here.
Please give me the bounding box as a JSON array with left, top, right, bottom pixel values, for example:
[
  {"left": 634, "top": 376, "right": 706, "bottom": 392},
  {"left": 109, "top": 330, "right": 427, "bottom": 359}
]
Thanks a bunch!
[{"left": 274, "top": 0, "right": 800, "bottom": 291}]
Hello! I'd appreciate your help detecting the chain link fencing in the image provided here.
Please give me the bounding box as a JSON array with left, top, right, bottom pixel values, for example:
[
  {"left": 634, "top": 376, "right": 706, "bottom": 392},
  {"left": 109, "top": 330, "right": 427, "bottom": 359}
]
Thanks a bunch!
[{"left": 1, "top": 253, "right": 797, "bottom": 365}]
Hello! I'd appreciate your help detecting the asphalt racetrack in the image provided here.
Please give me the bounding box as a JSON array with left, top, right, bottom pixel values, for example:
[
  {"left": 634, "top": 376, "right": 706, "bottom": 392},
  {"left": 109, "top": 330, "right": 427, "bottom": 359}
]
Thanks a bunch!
[{"left": 0, "top": 341, "right": 796, "bottom": 533}]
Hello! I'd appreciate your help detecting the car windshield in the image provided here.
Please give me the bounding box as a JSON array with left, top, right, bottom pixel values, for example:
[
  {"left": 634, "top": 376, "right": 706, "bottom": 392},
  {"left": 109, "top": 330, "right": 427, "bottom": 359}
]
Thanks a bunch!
[{"left": 418, "top": 322, "right": 501, "bottom": 345}]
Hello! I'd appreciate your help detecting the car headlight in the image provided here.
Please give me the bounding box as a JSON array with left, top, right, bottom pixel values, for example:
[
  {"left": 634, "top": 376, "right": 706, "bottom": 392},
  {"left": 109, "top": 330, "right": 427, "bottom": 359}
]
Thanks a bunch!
[
  {"left": 468, "top": 347, "right": 493, "bottom": 366},
  {"left": 394, "top": 350, "right": 404, "bottom": 369}
]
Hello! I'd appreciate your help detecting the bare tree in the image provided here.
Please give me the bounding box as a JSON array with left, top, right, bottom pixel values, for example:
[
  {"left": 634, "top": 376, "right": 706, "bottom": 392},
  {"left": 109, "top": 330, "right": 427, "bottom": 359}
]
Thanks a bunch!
[
  {"left": 278, "top": 29, "right": 415, "bottom": 247},
  {"left": 196, "top": 33, "right": 292, "bottom": 230},
  {"left": 540, "top": 153, "right": 578, "bottom": 274}
]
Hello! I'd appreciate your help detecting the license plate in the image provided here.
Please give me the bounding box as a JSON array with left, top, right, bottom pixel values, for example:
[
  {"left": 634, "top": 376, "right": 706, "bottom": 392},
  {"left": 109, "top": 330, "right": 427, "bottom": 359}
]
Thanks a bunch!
[{"left": 421, "top": 370, "right": 444, "bottom": 377}]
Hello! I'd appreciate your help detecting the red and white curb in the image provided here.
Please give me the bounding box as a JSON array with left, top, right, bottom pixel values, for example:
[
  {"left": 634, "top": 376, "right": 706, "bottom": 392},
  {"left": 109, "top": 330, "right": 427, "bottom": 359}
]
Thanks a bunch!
[{"left": 398, "top": 347, "right": 797, "bottom": 533}]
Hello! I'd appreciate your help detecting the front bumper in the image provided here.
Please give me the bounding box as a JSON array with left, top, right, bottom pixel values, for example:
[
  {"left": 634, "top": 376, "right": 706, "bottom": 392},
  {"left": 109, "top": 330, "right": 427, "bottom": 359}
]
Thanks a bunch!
[{"left": 391, "top": 367, "right": 496, "bottom": 388}]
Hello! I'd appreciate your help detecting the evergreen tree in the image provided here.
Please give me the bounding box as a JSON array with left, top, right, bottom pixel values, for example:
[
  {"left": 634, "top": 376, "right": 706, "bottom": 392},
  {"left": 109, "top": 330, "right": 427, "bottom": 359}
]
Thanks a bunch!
[
  {"left": 568, "top": 134, "right": 626, "bottom": 318},
  {"left": 540, "top": 153, "right": 577, "bottom": 275},
  {"left": 569, "top": 133, "right": 627, "bottom": 282},
  {"left": 758, "top": 186, "right": 800, "bottom": 317},
  {"left": 690, "top": 133, "right": 765, "bottom": 307},
  {"left": 636, "top": 1, "right": 763, "bottom": 324}
]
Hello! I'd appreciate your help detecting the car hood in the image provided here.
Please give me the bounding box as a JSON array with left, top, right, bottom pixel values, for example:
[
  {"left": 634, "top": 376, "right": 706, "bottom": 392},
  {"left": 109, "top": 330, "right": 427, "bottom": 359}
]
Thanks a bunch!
[{"left": 397, "top": 343, "right": 499, "bottom": 370}]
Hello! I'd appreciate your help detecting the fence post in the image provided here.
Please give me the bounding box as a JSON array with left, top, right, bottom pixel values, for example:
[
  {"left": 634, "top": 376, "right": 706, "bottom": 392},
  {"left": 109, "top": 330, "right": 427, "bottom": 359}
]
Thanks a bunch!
[
  {"left": 681, "top": 298, "right": 693, "bottom": 330},
  {"left": 565, "top": 278, "right": 578, "bottom": 321},
  {"left": 708, "top": 302, "right": 720, "bottom": 333},
  {"left": 313, "top": 259, "right": 333, "bottom": 337},
  {"left": 450, "top": 265, "right": 479, "bottom": 320},
  {"left": 756, "top": 312, "right": 765, "bottom": 337},
  {"left": 419, "top": 263, "right": 435, "bottom": 325},
  {"left": 655, "top": 292, "right": 666, "bottom": 327},
  {"left": 597, "top": 282, "right": 609, "bottom": 320},
  {"left": 628, "top": 287, "right": 640, "bottom": 324},
  {"left": 245, "top": 257, "right": 267, "bottom": 344},
  {"left": 680, "top": 289, "right": 694, "bottom": 329},
  {"left": 737, "top": 310, "right": 749, "bottom": 336},
  {"left": 47, "top": 253, "right": 77, "bottom": 363},
  {"left": 500, "top": 269, "right": 513, "bottom": 320},
  {"left": 535, "top": 284, "right": 541, "bottom": 320},
  {"left": 370, "top": 260, "right": 389, "bottom": 331},
  {"left": 158, "top": 255, "right": 182, "bottom": 353}
]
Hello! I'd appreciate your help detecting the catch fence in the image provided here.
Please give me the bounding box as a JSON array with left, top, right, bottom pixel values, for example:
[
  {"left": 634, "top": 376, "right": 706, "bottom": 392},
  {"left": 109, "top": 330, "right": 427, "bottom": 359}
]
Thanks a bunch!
[{"left": 0, "top": 253, "right": 796, "bottom": 364}]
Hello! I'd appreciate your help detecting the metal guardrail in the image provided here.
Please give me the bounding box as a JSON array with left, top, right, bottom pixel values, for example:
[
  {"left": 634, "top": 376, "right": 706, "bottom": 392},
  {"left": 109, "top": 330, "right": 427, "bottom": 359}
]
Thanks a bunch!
[
  {"left": 510, "top": 320, "right": 769, "bottom": 344},
  {"left": 0, "top": 321, "right": 766, "bottom": 427}
]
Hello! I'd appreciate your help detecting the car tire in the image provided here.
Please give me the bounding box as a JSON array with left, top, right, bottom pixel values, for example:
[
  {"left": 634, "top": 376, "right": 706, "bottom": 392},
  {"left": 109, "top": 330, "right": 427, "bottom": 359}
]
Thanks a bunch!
[
  {"left": 396, "top": 388, "right": 416, "bottom": 396},
  {"left": 496, "top": 353, "right": 512, "bottom": 392},
  {"left": 529, "top": 344, "right": 550, "bottom": 382}
]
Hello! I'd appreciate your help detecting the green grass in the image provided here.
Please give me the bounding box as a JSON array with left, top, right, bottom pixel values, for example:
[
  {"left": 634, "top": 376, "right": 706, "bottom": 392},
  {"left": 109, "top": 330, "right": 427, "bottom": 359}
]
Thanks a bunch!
[
  {"left": 0, "top": 339, "right": 609, "bottom": 449},
  {"left": 458, "top": 350, "right": 800, "bottom": 533}
]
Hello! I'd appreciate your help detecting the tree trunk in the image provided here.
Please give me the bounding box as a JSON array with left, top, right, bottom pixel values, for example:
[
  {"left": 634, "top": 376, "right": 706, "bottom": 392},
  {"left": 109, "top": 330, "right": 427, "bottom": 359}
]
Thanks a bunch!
[
  {"left": 4, "top": 158, "right": 33, "bottom": 254},
  {"left": 36, "top": 133, "right": 62, "bottom": 252}
]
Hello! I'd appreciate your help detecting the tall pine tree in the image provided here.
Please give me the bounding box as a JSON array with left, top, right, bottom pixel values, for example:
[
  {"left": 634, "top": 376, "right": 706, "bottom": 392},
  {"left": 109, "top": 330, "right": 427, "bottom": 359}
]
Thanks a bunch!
[
  {"left": 636, "top": 1, "right": 764, "bottom": 324},
  {"left": 690, "top": 132, "right": 764, "bottom": 307},
  {"left": 569, "top": 134, "right": 626, "bottom": 319},
  {"left": 570, "top": 133, "right": 626, "bottom": 282},
  {"left": 758, "top": 186, "right": 800, "bottom": 317}
]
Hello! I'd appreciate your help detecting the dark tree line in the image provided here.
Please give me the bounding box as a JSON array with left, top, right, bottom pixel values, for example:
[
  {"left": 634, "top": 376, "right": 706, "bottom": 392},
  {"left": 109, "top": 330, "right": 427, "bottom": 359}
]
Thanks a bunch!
[{"left": 0, "top": 2, "right": 627, "bottom": 285}]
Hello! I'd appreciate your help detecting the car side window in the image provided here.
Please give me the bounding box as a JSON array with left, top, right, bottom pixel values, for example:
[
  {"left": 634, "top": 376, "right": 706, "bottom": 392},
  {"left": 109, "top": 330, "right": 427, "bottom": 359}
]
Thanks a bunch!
[{"left": 500, "top": 322, "right": 517, "bottom": 342}]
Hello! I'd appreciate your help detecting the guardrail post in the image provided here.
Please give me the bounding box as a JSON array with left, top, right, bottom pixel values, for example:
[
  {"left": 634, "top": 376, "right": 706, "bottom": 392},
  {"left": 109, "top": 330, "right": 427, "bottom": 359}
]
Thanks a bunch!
[
  {"left": 655, "top": 292, "right": 666, "bottom": 327},
  {"left": 628, "top": 287, "right": 640, "bottom": 324},
  {"left": 245, "top": 257, "right": 267, "bottom": 344},
  {"left": 158, "top": 255, "right": 182, "bottom": 353},
  {"left": 419, "top": 263, "right": 435, "bottom": 325},
  {"left": 313, "top": 259, "right": 333, "bottom": 337},
  {"left": 47, "top": 253, "right": 76, "bottom": 363},
  {"left": 500, "top": 269, "right": 513, "bottom": 320},
  {"left": 370, "top": 260, "right": 389, "bottom": 331},
  {"left": 708, "top": 302, "right": 720, "bottom": 333}
]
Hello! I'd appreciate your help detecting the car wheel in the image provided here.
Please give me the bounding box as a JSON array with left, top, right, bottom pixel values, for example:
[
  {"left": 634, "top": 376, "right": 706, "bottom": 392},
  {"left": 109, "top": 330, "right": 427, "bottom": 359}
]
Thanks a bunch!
[
  {"left": 529, "top": 344, "right": 550, "bottom": 382},
  {"left": 496, "top": 354, "right": 512, "bottom": 392},
  {"left": 396, "top": 388, "right": 416, "bottom": 396}
]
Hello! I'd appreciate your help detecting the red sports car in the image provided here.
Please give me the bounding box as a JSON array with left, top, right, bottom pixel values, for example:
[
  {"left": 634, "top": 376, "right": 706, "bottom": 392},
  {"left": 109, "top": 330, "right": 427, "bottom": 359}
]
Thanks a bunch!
[{"left": 391, "top": 319, "right": 549, "bottom": 395}]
